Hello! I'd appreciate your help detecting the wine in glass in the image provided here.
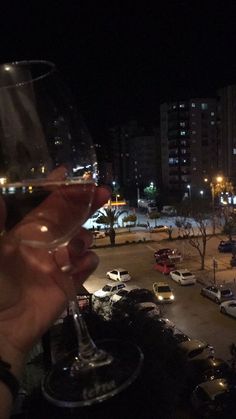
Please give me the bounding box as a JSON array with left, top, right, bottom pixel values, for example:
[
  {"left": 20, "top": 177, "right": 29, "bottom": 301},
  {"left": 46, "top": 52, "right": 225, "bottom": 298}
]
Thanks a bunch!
[{"left": 0, "top": 60, "right": 143, "bottom": 407}]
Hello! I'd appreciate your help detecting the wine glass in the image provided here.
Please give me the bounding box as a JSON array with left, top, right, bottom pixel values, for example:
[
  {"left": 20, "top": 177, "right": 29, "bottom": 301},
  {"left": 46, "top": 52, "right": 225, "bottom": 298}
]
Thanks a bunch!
[{"left": 0, "top": 60, "right": 143, "bottom": 407}]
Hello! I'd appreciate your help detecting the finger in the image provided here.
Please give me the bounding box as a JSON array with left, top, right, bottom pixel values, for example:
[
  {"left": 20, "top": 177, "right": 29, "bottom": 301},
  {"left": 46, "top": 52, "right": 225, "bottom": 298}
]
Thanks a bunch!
[
  {"left": 88, "top": 185, "right": 111, "bottom": 219},
  {"left": 71, "top": 250, "right": 99, "bottom": 286}
]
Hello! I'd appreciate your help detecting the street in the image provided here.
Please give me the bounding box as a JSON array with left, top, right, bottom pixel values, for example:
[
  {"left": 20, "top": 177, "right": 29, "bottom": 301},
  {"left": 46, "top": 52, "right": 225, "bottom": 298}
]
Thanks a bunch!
[{"left": 85, "top": 234, "right": 236, "bottom": 362}]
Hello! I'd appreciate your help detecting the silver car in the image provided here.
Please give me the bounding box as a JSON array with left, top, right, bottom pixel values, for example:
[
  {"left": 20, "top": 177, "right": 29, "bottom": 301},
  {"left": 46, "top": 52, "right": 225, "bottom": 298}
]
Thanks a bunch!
[{"left": 200, "top": 285, "right": 234, "bottom": 304}]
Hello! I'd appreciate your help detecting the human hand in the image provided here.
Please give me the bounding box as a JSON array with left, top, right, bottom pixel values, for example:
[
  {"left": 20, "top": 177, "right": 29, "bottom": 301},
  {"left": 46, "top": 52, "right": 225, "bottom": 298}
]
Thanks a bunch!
[{"left": 0, "top": 184, "right": 110, "bottom": 376}]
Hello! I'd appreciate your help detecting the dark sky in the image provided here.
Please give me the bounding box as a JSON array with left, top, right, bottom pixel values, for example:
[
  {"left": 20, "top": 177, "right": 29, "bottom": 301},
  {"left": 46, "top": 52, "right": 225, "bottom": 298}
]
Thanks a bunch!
[{"left": 1, "top": 1, "right": 236, "bottom": 136}]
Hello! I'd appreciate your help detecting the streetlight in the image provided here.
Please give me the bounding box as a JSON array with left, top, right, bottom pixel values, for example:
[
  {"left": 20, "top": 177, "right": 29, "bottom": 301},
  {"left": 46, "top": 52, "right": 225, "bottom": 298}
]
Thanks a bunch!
[
  {"left": 205, "top": 175, "right": 224, "bottom": 234},
  {"left": 187, "top": 184, "right": 191, "bottom": 200},
  {"left": 200, "top": 190, "right": 204, "bottom": 197}
]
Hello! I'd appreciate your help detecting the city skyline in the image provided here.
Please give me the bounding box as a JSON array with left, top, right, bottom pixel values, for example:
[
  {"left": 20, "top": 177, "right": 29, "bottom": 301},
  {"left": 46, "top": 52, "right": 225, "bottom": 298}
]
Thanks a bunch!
[{"left": 1, "top": 2, "right": 236, "bottom": 136}]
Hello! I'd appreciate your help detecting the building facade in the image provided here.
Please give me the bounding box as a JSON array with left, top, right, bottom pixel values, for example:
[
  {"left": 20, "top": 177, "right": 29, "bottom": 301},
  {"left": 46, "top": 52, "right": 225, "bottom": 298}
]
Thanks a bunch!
[
  {"left": 108, "top": 120, "right": 161, "bottom": 204},
  {"left": 217, "top": 85, "right": 236, "bottom": 186},
  {"left": 160, "top": 98, "right": 218, "bottom": 199}
]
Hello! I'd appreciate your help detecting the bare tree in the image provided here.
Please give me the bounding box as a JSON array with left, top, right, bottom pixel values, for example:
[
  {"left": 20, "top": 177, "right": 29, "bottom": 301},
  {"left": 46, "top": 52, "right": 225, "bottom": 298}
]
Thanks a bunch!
[{"left": 176, "top": 199, "right": 213, "bottom": 270}]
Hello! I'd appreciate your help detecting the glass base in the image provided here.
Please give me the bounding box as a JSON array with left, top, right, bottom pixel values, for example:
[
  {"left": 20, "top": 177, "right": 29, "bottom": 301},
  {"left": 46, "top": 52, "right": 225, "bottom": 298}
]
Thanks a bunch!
[{"left": 42, "top": 339, "right": 143, "bottom": 408}]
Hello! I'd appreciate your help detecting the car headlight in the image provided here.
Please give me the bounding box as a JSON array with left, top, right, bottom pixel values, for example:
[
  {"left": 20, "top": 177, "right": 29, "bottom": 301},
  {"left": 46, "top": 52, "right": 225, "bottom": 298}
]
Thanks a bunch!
[
  {"left": 158, "top": 296, "right": 163, "bottom": 300},
  {"left": 170, "top": 295, "right": 174, "bottom": 300}
]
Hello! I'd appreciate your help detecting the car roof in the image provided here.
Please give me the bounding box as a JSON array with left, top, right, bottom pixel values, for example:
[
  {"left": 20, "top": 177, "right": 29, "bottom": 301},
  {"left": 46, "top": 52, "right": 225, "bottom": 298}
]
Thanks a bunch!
[
  {"left": 153, "top": 282, "right": 169, "bottom": 287},
  {"left": 178, "top": 339, "right": 208, "bottom": 351},
  {"left": 198, "top": 379, "right": 230, "bottom": 399},
  {"left": 174, "top": 269, "right": 191, "bottom": 273},
  {"left": 109, "top": 268, "right": 128, "bottom": 272},
  {"left": 106, "top": 282, "right": 125, "bottom": 287}
]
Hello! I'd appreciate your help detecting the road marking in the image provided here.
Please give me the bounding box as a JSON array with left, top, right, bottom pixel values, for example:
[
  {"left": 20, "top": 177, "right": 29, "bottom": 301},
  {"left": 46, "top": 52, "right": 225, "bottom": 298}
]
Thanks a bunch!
[{"left": 145, "top": 244, "right": 157, "bottom": 252}]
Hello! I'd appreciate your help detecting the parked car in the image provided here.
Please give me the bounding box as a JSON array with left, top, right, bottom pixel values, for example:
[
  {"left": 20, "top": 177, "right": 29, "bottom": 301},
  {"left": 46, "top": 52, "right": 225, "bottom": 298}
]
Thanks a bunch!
[
  {"left": 92, "top": 230, "right": 106, "bottom": 239},
  {"left": 187, "top": 357, "right": 232, "bottom": 388},
  {"left": 200, "top": 285, "right": 234, "bottom": 304},
  {"left": 191, "top": 378, "right": 236, "bottom": 417},
  {"left": 154, "top": 248, "right": 173, "bottom": 261},
  {"left": 218, "top": 240, "right": 236, "bottom": 253},
  {"left": 109, "top": 289, "right": 129, "bottom": 303},
  {"left": 149, "top": 225, "right": 168, "bottom": 233},
  {"left": 220, "top": 300, "right": 236, "bottom": 317},
  {"left": 178, "top": 339, "right": 214, "bottom": 361},
  {"left": 93, "top": 282, "right": 126, "bottom": 300},
  {"left": 170, "top": 269, "right": 196, "bottom": 285},
  {"left": 153, "top": 282, "right": 175, "bottom": 303},
  {"left": 173, "top": 331, "right": 191, "bottom": 343},
  {"left": 154, "top": 261, "right": 176, "bottom": 275},
  {"left": 106, "top": 268, "right": 131, "bottom": 282}
]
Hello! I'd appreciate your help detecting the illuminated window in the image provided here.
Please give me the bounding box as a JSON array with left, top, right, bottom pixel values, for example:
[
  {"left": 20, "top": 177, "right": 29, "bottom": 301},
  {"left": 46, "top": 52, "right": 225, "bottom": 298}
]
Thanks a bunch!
[
  {"left": 180, "top": 130, "right": 186, "bottom": 136},
  {"left": 201, "top": 103, "right": 208, "bottom": 110},
  {"left": 192, "top": 130, "right": 196, "bottom": 134},
  {"left": 211, "top": 121, "right": 215, "bottom": 125},
  {"left": 180, "top": 122, "right": 186, "bottom": 127},
  {"left": 191, "top": 103, "right": 196, "bottom": 108},
  {"left": 211, "top": 112, "right": 215, "bottom": 116},
  {"left": 179, "top": 103, "right": 185, "bottom": 108},
  {"left": 233, "top": 148, "right": 236, "bottom": 155}
]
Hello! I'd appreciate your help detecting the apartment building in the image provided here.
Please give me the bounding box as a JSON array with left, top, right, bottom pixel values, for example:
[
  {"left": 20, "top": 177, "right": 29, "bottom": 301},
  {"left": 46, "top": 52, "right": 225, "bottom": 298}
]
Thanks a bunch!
[
  {"left": 109, "top": 120, "right": 161, "bottom": 203},
  {"left": 160, "top": 99, "right": 218, "bottom": 199},
  {"left": 217, "top": 85, "right": 236, "bottom": 185}
]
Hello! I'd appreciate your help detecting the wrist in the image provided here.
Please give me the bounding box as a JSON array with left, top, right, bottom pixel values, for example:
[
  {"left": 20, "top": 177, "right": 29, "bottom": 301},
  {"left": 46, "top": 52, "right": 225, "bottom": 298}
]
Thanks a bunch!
[{"left": 0, "top": 336, "right": 26, "bottom": 380}]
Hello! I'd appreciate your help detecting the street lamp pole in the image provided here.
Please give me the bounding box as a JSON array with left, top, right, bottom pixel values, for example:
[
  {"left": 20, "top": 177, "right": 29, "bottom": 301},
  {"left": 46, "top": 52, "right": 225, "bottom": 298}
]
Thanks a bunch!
[{"left": 187, "top": 184, "right": 191, "bottom": 201}]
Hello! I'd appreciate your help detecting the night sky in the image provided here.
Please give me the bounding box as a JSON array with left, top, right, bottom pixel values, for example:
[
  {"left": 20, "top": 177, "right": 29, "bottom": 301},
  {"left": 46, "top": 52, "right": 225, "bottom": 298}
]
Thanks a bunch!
[{"left": 1, "top": 1, "right": 236, "bottom": 138}]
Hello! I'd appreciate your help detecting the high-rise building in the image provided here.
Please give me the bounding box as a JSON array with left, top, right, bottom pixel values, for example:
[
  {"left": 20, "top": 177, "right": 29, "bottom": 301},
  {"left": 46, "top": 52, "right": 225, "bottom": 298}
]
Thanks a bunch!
[
  {"left": 109, "top": 120, "right": 161, "bottom": 204},
  {"left": 160, "top": 99, "right": 218, "bottom": 199},
  {"left": 217, "top": 85, "right": 236, "bottom": 185}
]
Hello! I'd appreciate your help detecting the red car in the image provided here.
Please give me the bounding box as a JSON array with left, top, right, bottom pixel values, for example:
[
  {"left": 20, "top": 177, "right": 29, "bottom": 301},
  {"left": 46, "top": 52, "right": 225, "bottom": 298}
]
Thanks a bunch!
[{"left": 154, "top": 261, "right": 176, "bottom": 275}]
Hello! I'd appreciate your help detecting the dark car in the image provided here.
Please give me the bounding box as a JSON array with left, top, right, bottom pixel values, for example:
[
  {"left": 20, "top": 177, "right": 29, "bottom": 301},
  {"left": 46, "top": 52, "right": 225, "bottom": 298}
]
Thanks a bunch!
[
  {"left": 200, "top": 285, "right": 234, "bottom": 304},
  {"left": 218, "top": 240, "right": 236, "bottom": 253},
  {"left": 191, "top": 378, "right": 236, "bottom": 417},
  {"left": 187, "top": 357, "right": 232, "bottom": 389},
  {"left": 154, "top": 248, "right": 173, "bottom": 261}
]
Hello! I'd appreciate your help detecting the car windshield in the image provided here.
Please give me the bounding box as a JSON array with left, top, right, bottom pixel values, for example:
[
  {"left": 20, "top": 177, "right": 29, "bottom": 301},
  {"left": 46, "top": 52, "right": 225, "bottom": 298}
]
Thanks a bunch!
[
  {"left": 182, "top": 272, "right": 192, "bottom": 277},
  {"left": 221, "top": 289, "right": 232, "bottom": 296},
  {"left": 102, "top": 285, "right": 112, "bottom": 291},
  {"left": 158, "top": 286, "right": 171, "bottom": 293},
  {"left": 120, "top": 271, "right": 129, "bottom": 275}
]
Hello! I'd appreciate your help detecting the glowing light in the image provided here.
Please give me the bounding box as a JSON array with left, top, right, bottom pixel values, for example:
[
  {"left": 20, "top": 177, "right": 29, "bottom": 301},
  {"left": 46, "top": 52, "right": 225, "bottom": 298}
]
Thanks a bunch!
[
  {"left": 0, "top": 177, "right": 7, "bottom": 185},
  {"left": 4, "top": 66, "right": 11, "bottom": 71},
  {"left": 40, "top": 226, "right": 48, "bottom": 233}
]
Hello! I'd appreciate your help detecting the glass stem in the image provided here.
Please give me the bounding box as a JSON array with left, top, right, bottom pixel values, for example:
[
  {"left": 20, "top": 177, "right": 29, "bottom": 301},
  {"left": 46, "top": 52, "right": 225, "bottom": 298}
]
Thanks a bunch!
[{"left": 70, "top": 297, "right": 97, "bottom": 360}]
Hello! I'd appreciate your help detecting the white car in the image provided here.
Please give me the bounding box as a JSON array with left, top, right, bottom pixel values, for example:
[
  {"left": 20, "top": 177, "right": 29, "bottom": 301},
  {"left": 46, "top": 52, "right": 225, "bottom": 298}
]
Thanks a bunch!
[
  {"left": 106, "top": 268, "right": 131, "bottom": 282},
  {"left": 92, "top": 230, "right": 106, "bottom": 239},
  {"left": 93, "top": 283, "right": 126, "bottom": 300},
  {"left": 220, "top": 300, "right": 236, "bottom": 317},
  {"left": 170, "top": 269, "right": 196, "bottom": 285},
  {"left": 110, "top": 289, "right": 129, "bottom": 303}
]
